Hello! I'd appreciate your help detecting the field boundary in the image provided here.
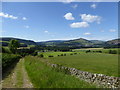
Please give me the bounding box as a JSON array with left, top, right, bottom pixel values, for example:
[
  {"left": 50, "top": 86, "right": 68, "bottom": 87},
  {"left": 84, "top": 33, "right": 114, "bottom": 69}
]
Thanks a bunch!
[{"left": 43, "top": 60, "right": 120, "bottom": 88}]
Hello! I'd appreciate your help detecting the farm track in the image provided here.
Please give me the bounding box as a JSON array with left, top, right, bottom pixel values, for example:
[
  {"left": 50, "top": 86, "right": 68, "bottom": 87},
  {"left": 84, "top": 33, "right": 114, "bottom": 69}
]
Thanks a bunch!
[{"left": 1, "top": 58, "right": 33, "bottom": 88}]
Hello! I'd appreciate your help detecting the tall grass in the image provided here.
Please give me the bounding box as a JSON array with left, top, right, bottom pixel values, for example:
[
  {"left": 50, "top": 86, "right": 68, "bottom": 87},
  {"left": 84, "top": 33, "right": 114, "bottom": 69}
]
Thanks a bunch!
[{"left": 24, "top": 56, "right": 97, "bottom": 88}]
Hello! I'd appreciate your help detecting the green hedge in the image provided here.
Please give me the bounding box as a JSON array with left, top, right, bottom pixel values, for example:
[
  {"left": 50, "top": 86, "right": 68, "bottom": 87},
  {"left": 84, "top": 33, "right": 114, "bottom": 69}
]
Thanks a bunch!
[{"left": 2, "top": 53, "right": 21, "bottom": 71}]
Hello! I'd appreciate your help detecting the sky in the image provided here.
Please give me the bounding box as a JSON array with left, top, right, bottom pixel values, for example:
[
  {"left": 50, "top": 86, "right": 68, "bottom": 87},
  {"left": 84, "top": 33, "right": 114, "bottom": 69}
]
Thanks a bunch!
[{"left": 1, "top": 2, "right": 118, "bottom": 42}]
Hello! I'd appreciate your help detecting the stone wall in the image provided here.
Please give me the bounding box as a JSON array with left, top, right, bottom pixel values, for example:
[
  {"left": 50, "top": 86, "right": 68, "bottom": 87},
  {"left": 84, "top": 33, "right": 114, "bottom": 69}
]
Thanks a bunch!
[{"left": 47, "top": 63, "right": 120, "bottom": 88}]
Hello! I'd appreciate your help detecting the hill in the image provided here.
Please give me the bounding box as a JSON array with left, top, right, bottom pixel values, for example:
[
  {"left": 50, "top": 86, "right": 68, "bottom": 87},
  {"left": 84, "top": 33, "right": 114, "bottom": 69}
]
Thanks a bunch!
[
  {"left": 1, "top": 37, "right": 119, "bottom": 48},
  {"left": 106, "top": 39, "right": 120, "bottom": 45},
  {"left": 0, "top": 37, "right": 37, "bottom": 47}
]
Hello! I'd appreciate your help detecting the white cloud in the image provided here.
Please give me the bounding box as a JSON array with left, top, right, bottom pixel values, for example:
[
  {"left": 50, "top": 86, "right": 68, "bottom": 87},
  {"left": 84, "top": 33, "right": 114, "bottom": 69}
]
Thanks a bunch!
[
  {"left": 22, "top": 17, "right": 27, "bottom": 20},
  {"left": 0, "top": 12, "right": 18, "bottom": 19},
  {"left": 109, "top": 29, "right": 116, "bottom": 32},
  {"left": 70, "top": 22, "right": 89, "bottom": 28},
  {"left": 91, "top": 4, "right": 97, "bottom": 9},
  {"left": 71, "top": 4, "right": 78, "bottom": 9},
  {"left": 84, "top": 32, "right": 91, "bottom": 35},
  {"left": 24, "top": 25, "right": 30, "bottom": 29},
  {"left": 44, "top": 30, "right": 49, "bottom": 33},
  {"left": 80, "top": 14, "right": 101, "bottom": 24},
  {"left": 64, "top": 13, "right": 75, "bottom": 20},
  {"left": 60, "top": 0, "right": 75, "bottom": 3}
]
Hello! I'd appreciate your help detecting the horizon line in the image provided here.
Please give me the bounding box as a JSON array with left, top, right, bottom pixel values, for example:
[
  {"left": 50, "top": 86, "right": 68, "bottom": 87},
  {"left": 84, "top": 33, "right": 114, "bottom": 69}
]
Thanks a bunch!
[{"left": 0, "top": 36, "right": 118, "bottom": 42}]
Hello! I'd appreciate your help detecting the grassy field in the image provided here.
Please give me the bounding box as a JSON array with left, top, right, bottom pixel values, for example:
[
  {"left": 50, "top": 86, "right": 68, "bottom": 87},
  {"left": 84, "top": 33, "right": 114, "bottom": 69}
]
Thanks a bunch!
[
  {"left": 38, "top": 52, "right": 76, "bottom": 58},
  {"left": 24, "top": 56, "right": 97, "bottom": 88},
  {"left": 48, "top": 53, "right": 118, "bottom": 77},
  {"left": 72, "top": 48, "right": 119, "bottom": 54}
]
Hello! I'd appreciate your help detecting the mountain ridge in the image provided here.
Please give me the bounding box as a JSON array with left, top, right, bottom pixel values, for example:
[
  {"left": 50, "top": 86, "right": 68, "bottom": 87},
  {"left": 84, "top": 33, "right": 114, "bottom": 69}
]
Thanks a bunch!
[{"left": 1, "top": 37, "right": 119, "bottom": 47}]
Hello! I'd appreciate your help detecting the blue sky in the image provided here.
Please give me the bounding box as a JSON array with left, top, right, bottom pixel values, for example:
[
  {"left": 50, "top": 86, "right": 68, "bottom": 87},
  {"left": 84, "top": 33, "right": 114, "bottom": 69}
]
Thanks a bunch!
[{"left": 1, "top": 2, "right": 118, "bottom": 41}]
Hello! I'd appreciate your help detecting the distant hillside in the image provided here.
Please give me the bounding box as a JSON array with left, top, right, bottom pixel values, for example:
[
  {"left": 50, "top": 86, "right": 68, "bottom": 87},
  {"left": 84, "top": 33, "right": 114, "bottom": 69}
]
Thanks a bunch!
[
  {"left": 1, "top": 37, "right": 37, "bottom": 47},
  {"left": 60, "top": 38, "right": 94, "bottom": 47},
  {"left": 36, "top": 40, "right": 65, "bottom": 46},
  {"left": 90, "top": 40, "right": 105, "bottom": 44},
  {"left": 106, "top": 39, "right": 120, "bottom": 45},
  {"left": 1, "top": 37, "right": 119, "bottom": 48}
]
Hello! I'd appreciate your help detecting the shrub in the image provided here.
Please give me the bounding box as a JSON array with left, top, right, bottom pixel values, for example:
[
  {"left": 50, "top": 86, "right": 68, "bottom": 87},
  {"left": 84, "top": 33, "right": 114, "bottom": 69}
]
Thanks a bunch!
[
  {"left": 64, "top": 54, "right": 66, "bottom": 56},
  {"left": 70, "top": 53, "right": 73, "bottom": 55},
  {"left": 48, "top": 55, "right": 54, "bottom": 57},
  {"left": 109, "top": 50, "right": 117, "bottom": 54},
  {"left": 86, "top": 50, "right": 91, "bottom": 53},
  {"left": 2, "top": 53, "right": 21, "bottom": 71},
  {"left": 39, "top": 54, "right": 44, "bottom": 58},
  {"left": 61, "top": 54, "right": 64, "bottom": 56},
  {"left": 74, "top": 53, "right": 77, "bottom": 55}
]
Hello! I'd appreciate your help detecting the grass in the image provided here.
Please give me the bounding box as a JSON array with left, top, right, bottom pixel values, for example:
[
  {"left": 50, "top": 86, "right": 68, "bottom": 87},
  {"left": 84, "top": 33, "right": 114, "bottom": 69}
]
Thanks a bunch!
[
  {"left": 16, "top": 59, "right": 23, "bottom": 87},
  {"left": 38, "top": 51, "right": 76, "bottom": 58},
  {"left": 73, "top": 48, "right": 120, "bottom": 54},
  {"left": 24, "top": 56, "right": 97, "bottom": 88},
  {"left": 48, "top": 53, "right": 118, "bottom": 77}
]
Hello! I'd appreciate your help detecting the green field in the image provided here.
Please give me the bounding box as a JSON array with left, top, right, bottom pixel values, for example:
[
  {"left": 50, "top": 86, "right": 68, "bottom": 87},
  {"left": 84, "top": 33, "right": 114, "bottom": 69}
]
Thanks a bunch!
[
  {"left": 38, "top": 52, "right": 75, "bottom": 58},
  {"left": 48, "top": 53, "right": 118, "bottom": 77},
  {"left": 24, "top": 56, "right": 97, "bottom": 88},
  {"left": 73, "top": 48, "right": 120, "bottom": 54}
]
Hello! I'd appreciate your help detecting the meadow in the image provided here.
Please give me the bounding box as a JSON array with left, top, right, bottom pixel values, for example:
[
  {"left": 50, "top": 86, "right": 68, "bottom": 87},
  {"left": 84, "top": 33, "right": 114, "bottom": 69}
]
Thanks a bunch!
[
  {"left": 38, "top": 51, "right": 75, "bottom": 58},
  {"left": 72, "top": 48, "right": 120, "bottom": 54},
  {"left": 24, "top": 56, "right": 97, "bottom": 88},
  {"left": 47, "top": 52, "right": 118, "bottom": 77}
]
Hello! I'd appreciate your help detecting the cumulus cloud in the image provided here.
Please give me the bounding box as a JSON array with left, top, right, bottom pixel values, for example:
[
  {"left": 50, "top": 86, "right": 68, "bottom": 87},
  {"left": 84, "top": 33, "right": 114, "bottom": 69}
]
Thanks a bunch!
[
  {"left": 71, "top": 4, "right": 78, "bottom": 9},
  {"left": 22, "top": 17, "right": 27, "bottom": 20},
  {"left": 109, "top": 29, "right": 116, "bottom": 32},
  {"left": 24, "top": 25, "right": 30, "bottom": 29},
  {"left": 44, "top": 30, "right": 49, "bottom": 33},
  {"left": 64, "top": 13, "right": 75, "bottom": 20},
  {"left": 70, "top": 22, "right": 89, "bottom": 28},
  {"left": 91, "top": 4, "right": 97, "bottom": 9},
  {"left": 0, "top": 12, "right": 18, "bottom": 19},
  {"left": 80, "top": 14, "right": 101, "bottom": 24},
  {"left": 60, "top": 0, "right": 75, "bottom": 3},
  {"left": 84, "top": 32, "right": 91, "bottom": 35}
]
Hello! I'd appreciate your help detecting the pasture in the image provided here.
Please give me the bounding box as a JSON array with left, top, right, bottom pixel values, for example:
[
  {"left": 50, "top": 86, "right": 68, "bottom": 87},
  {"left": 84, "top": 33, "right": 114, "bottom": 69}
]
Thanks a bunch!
[
  {"left": 38, "top": 51, "right": 75, "bottom": 58},
  {"left": 48, "top": 53, "right": 118, "bottom": 77},
  {"left": 72, "top": 48, "right": 119, "bottom": 54}
]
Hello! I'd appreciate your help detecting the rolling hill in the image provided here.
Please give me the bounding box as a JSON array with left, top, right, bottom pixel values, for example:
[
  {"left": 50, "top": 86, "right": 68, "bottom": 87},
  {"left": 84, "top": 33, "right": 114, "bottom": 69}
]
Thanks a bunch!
[
  {"left": 1, "top": 37, "right": 119, "bottom": 48},
  {"left": 0, "top": 37, "right": 37, "bottom": 47}
]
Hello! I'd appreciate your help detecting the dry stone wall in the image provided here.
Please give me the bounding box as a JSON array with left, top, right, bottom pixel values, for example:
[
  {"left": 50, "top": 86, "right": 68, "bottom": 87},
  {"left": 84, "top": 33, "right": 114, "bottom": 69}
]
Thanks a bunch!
[{"left": 47, "top": 63, "right": 120, "bottom": 88}]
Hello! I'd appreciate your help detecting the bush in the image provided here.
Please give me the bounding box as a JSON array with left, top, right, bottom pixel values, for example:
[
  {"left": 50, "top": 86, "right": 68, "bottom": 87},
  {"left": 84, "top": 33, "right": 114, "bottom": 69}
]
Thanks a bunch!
[
  {"left": 48, "top": 55, "right": 54, "bottom": 57},
  {"left": 61, "top": 54, "right": 64, "bottom": 56},
  {"left": 2, "top": 53, "right": 21, "bottom": 71},
  {"left": 70, "top": 53, "right": 73, "bottom": 55},
  {"left": 86, "top": 50, "right": 91, "bottom": 53},
  {"left": 39, "top": 54, "right": 44, "bottom": 58},
  {"left": 109, "top": 50, "right": 117, "bottom": 54},
  {"left": 64, "top": 54, "right": 66, "bottom": 56}
]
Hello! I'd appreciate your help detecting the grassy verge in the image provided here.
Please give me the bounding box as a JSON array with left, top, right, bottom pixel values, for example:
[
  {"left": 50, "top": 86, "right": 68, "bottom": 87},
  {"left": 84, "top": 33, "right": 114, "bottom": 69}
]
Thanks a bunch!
[{"left": 24, "top": 56, "right": 97, "bottom": 88}]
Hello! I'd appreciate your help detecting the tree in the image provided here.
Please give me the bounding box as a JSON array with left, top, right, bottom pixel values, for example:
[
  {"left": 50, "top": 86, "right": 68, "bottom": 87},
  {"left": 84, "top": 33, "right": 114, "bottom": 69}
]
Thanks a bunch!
[{"left": 9, "top": 39, "right": 20, "bottom": 54}]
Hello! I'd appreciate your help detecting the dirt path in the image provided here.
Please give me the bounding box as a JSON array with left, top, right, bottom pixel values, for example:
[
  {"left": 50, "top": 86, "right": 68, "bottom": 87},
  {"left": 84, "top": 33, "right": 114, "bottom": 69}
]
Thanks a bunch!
[{"left": 2, "top": 58, "right": 33, "bottom": 88}]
